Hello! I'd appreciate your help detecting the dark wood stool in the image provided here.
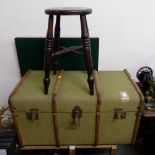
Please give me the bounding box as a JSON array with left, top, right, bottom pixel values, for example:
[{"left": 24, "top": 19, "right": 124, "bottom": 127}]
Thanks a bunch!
[{"left": 43, "top": 7, "right": 94, "bottom": 95}]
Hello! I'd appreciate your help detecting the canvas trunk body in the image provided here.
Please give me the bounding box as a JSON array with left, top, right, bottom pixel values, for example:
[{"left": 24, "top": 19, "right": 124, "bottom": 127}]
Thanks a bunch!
[{"left": 9, "top": 70, "right": 143, "bottom": 148}]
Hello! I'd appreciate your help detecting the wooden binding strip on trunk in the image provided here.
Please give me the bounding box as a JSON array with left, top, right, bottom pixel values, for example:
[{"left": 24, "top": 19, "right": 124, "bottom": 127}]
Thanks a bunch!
[
  {"left": 124, "top": 69, "right": 144, "bottom": 144},
  {"left": 8, "top": 70, "right": 32, "bottom": 147},
  {"left": 52, "top": 70, "right": 64, "bottom": 146},
  {"left": 93, "top": 70, "right": 102, "bottom": 146}
]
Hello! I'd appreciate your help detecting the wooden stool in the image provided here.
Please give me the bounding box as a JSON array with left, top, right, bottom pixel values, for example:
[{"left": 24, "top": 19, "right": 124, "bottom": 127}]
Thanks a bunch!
[{"left": 43, "top": 7, "right": 94, "bottom": 95}]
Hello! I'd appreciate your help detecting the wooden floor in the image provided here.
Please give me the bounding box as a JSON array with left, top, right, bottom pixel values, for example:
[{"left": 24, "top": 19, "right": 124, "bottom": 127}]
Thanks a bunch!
[
  {"left": 19, "top": 145, "right": 116, "bottom": 155},
  {"left": 19, "top": 144, "right": 147, "bottom": 155},
  {"left": 20, "top": 149, "right": 110, "bottom": 155}
]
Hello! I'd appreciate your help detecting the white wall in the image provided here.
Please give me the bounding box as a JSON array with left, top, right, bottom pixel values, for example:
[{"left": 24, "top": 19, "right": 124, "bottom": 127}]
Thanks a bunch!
[{"left": 1, "top": 0, "right": 155, "bottom": 106}]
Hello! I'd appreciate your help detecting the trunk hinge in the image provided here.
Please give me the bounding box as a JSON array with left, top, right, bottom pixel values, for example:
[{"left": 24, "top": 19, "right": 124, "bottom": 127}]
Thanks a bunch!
[
  {"left": 114, "top": 108, "right": 126, "bottom": 119},
  {"left": 26, "top": 109, "right": 39, "bottom": 120}
]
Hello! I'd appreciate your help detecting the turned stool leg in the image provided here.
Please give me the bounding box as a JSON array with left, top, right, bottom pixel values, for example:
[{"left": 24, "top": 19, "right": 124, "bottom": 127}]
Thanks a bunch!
[
  {"left": 53, "top": 15, "right": 61, "bottom": 74},
  {"left": 43, "top": 15, "right": 54, "bottom": 94},
  {"left": 80, "top": 15, "right": 94, "bottom": 95}
]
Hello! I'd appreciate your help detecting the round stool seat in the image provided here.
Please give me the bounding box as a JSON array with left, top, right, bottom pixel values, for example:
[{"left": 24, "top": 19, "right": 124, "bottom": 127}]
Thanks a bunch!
[{"left": 45, "top": 7, "right": 92, "bottom": 15}]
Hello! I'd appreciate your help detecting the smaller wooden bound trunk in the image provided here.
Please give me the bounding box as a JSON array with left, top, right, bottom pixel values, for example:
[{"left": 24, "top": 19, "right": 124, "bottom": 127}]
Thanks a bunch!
[{"left": 9, "top": 70, "right": 144, "bottom": 148}]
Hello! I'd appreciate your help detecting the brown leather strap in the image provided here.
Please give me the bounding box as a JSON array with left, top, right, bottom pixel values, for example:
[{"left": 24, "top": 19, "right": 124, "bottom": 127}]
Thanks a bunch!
[
  {"left": 52, "top": 70, "right": 64, "bottom": 146},
  {"left": 93, "top": 70, "right": 102, "bottom": 146}
]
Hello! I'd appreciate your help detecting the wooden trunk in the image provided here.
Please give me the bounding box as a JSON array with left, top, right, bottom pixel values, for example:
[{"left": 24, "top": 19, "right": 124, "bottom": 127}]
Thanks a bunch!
[{"left": 9, "top": 70, "right": 144, "bottom": 148}]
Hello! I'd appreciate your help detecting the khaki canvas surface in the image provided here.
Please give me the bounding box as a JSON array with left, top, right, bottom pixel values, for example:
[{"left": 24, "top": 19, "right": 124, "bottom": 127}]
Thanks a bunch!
[{"left": 11, "top": 70, "right": 140, "bottom": 145}]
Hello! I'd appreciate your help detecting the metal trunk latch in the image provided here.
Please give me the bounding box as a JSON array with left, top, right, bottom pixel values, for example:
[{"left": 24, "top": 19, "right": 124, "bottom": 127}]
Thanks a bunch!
[
  {"left": 72, "top": 105, "right": 82, "bottom": 128},
  {"left": 114, "top": 108, "right": 126, "bottom": 119},
  {"left": 26, "top": 109, "right": 39, "bottom": 120}
]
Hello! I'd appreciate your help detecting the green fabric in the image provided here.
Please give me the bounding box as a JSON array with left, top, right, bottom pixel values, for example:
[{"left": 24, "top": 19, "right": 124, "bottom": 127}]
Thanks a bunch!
[
  {"left": 15, "top": 38, "right": 99, "bottom": 76},
  {"left": 55, "top": 71, "right": 97, "bottom": 144},
  {"left": 11, "top": 70, "right": 140, "bottom": 145},
  {"left": 97, "top": 71, "right": 140, "bottom": 112},
  {"left": 58, "top": 113, "right": 95, "bottom": 145},
  {"left": 56, "top": 71, "right": 97, "bottom": 112},
  {"left": 16, "top": 112, "right": 55, "bottom": 145},
  {"left": 12, "top": 71, "right": 57, "bottom": 112},
  {"left": 99, "top": 112, "right": 136, "bottom": 144}
]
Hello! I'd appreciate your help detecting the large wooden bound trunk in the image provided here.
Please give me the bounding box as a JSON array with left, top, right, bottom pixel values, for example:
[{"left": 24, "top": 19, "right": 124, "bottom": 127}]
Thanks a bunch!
[{"left": 9, "top": 70, "right": 143, "bottom": 148}]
